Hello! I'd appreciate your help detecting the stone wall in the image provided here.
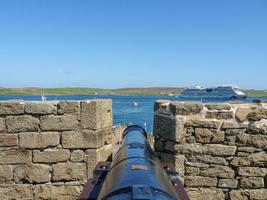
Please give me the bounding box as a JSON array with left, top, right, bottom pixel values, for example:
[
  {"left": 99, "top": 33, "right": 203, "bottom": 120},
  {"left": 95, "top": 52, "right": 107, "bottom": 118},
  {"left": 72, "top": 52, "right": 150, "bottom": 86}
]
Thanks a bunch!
[
  {"left": 0, "top": 100, "right": 113, "bottom": 199},
  {"left": 154, "top": 100, "right": 267, "bottom": 200}
]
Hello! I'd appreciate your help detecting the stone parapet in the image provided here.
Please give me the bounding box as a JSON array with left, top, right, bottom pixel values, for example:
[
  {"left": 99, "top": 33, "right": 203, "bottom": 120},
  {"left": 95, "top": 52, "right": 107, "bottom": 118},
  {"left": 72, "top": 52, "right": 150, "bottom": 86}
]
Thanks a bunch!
[
  {"left": 0, "top": 100, "right": 113, "bottom": 199},
  {"left": 153, "top": 101, "right": 267, "bottom": 200}
]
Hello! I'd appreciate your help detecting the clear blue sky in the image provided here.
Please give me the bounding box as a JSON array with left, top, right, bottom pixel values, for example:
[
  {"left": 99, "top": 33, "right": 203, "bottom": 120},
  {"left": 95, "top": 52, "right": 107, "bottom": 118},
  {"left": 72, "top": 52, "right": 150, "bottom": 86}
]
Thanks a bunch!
[{"left": 0, "top": 0, "right": 266, "bottom": 89}]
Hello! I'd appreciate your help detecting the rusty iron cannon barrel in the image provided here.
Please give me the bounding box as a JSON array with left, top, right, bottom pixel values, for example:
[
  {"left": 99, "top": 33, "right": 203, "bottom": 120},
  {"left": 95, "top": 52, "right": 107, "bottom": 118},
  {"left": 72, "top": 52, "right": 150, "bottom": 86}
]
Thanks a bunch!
[{"left": 80, "top": 125, "right": 189, "bottom": 200}]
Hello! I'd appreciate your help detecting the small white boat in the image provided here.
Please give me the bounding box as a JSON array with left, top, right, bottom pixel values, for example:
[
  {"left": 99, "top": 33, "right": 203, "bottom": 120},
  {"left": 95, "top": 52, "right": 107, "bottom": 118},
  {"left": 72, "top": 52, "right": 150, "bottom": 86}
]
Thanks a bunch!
[{"left": 132, "top": 101, "right": 138, "bottom": 107}]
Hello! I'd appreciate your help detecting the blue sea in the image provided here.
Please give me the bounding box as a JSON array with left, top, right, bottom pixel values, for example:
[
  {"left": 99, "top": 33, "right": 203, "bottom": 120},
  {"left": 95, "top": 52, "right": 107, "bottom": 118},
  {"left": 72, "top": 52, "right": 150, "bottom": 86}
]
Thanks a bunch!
[{"left": 0, "top": 95, "right": 266, "bottom": 133}]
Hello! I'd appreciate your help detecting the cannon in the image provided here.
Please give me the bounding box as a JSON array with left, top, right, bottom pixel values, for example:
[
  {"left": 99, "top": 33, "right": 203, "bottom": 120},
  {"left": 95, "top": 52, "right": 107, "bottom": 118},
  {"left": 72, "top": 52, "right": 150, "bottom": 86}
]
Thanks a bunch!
[{"left": 80, "top": 125, "right": 189, "bottom": 200}]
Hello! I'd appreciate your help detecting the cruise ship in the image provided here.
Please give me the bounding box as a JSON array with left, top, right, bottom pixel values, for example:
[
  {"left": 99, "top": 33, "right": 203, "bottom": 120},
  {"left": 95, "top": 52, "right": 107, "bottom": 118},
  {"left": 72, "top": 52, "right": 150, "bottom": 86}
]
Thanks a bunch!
[{"left": 179, "top": 85, "right": 247, "bottom": 100}]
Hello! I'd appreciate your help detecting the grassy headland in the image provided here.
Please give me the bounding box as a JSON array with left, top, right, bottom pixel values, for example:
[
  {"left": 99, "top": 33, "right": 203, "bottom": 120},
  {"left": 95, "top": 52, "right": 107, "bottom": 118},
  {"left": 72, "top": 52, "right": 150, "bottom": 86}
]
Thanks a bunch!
[{"left": 0, "top": 87, "right": 266, "bottom": 97}]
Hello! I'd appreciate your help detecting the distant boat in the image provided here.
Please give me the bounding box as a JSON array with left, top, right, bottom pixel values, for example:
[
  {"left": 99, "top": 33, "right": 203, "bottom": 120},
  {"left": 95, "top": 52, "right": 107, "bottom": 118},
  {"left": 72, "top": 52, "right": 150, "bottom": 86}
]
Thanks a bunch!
[
  {"left": 179, "top": 85, "right": 247, "bottom": 100},
  {"left": 132, "top": 101, "right": 138, "bottom": 107}
]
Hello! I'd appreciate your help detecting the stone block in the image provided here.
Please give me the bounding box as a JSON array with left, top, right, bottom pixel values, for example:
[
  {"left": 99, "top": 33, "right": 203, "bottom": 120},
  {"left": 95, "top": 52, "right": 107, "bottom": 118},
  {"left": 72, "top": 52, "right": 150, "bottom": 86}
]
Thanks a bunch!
[
  {"left": 236, "top": 107, "right": 253, "bottom": 122},
  {"left": 187, "top": 188, "right": 225, "bottom": 200},
  {"left": 230, "top": 156, "right": 251, "bottom": 167},
  {"left": 185, "top": 176, "right": 217, "bottom": 187},
  {"left": 40, "top": 114, "right": 78, "bottom": 131},
  {"left": 81, "top": 100, "right": 112, "bottom": 130},
  {"left": 205, "top": 103, "right": 231, "bottom": 110},
  {"left": 240, "top": 177, "right": 264, "bottom": 188},
  {"left": 230, "top": 190, "right": 249, "bottom": 200},
  {"left": 236, "top": 133, "right": 267, "bottom": 148},
  {"left": 174, "top": 155, "right": 185, "bottom": 177},
  {"left": 218, "top": 178, "right": 238, "bottom": 188},
  {"left": 0, "top": 149, "right": 31, "bottom": 164},
  {"left": 200, "top": 165, "right": 235, "bottom": 178},
  {"left": 248, "top": 189, "right": 267, "bottom": 200},
  {"left": 86, "top": 144, "right": 112, "bottom": 177},
  {"left": 247, "top": 119, "right": 267, "bottom": 134},
  {"left": 205, "top": 110, "right": 233, "bottom": 120},
  {"left": 221, "top": 122, "right": 247, "bottom": 129},
  {"left": 34, "top": 185, "right": 80, "bottom": 200},
  {"left": 25, "top": 102, "right": 57, "bottom": 114},
  {"left": 185, "top": 119, "right": 220, "bottom": 129},
  {"left": 195, "top": 128, "right": 225, "bottom": 143},
  {"left": 153, "top": 115, "right": 185, "bottom": 142},
  {"left": 0, "top": 184, "right": 33, "bottom": 199},
  {"left": 52, "top": 163, "right": 86, "bottom": 182},
  {"left": 0, "top": 134, "right": 17, "bottom": 147},
  {"left": 154, "top": 100, "right": 171, "bottom": 111},
  {"left": 0, "top": 117, "right": 5, "bottom": 132},
  {"left": 58, "top": 101, "right": 80, "bottom": 115},
  {"left": 33, "top": 149, "right": 70, "bottom": 163},
  {"left": 6, "top": 115, "right": 39, "bottom": 133},
  {"left": 247, "top": 109, "right": 267, "bottom": 121},
  {"left": 187, "top": 154, "right": 228, "bottom": 165},
  {"left": 185, "top": 167, "right": 200, "bottom": 176},
  {"left": 19, "top": 132, "right": 60, "bottom": 149},
  {"left": 0, "top": 102, "right": 24, "bottom": 115},
  {"left": 238, "top": 167, "right": 267, "bottom": 177},
  {"left": 204, "top": 144, "right": 236, "bottom": 156},
  {"left": 62, "top": 128, "right": 111, "bottom": 149},
  {"left": 0, "top": 165, "right": 13, "bottom": 182},
  {"left": 170, "top": 102, "right": 203, "bottom": 115},
  {"left": 70, "top": 150, "right": 85, "bottom": 162},
  {"left": 14, "top": 164, "right": 50, "bottom": 183},
  {"left": 175, "top": 143, "right": 205, "bottom": 154},
  {"left": 248, "top": 151, "right": 267, "bottom": 167}
]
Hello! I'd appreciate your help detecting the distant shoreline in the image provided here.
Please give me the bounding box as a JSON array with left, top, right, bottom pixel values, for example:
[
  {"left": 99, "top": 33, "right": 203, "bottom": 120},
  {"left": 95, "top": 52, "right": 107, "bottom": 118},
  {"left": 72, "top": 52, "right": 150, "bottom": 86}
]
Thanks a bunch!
[{"left": 0, "top": 87, "right": 267, "bottom": 97}]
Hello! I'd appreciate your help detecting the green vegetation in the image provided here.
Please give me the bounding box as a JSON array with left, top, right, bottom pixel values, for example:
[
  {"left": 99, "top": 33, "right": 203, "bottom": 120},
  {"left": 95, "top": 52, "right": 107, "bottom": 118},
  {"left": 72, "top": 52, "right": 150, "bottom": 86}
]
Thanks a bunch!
[
  {"left": 0, "top": 87, "right": 266, "bottom": 97},
  {"left": 0, "top": 87, "right": 182, "bottom": 96}
]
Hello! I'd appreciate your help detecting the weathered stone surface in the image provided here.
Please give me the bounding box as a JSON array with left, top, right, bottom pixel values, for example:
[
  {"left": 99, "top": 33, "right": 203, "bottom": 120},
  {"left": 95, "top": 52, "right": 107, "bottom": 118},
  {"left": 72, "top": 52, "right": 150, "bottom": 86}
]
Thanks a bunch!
[
  {"left": 230, "top": 190, "right": 249, "bottom": 200},
  {"left": 81, "top": 100, "right": 112, "bottom": 130},
  {"left": 175, "top": 143, "right": 205, "bottom": 154},
  {"left": 165, "top": 140, "right": 175, "bottom": 152},
  {"left": 0, "top": 102, "right": 24, "bottom": 115},
  {"left": 154, "top": 100, "right": 171, "bottom": 111},
  {"left": 0, "top": 184, "right": 33, "bottom": 199},
  {"left": 70, "top": 150, "right": 85, "bottom": 162},
  {"left": 0, "top": 134, "right": 17, "bottom": 147},
  {"left": 205, "top": 144, "right": 237, "bottom": 156},
  {"left": 62, "top": 128, "right": 111, "bottom": 149},
  {"left": 200, "top": 165, "right": 235, "bottom": 178},
  {"left": 86, "top": 144, "right": 112, "bottom": 177},
  {"left": 154, "top": 115, "right": 185, "bottom": 142},
  {"left": 187, "top": 188, "right": 225, "bottom": 200},
  {"left": 225, "top": 128, "right": 246, "bottom": 135},
  {"left": 6, "top": 115, "right": 39, "bottom": 133},
  {"left": 238, "top": 167, "right": 267, "bottom": 177},
  {"left": 154, "top": 139, "right": 164, "bottom": 152},
  {"left": 248, "top": 189, "right": 267, "bottom": 200},
  {"left": 238, "top": 147, "right": 256, "bottom": 153},
  {"left": 230, "top": 156, "right": 251, "bottom": 167},
  {"left": 19, "top": 132, "right": 60, "bottom": 149},
  {"left": 35, "top": 185, "right": 80, "bottom": 200},
  {"left": 187, "top": 154, "right": 228, "bottom": 165},
  {"left": 185, "top": 176, "right": 217, "bottom": 187},
  {"left": 33, "top": 149, "right": 70, "bottom": 163},
  {"left": 0, "top": 117, "right": 5, "bottom": 132},
  {"left": 236, "top": 107, "right": 253, "bottom": 122},
  {"left": 240, "top": 177, "right": 264, "bottom": 188},
  {"left": 225, "top": 135, "right": 236, "bottom": 145},
  {"left": 174, "top": 155, "right": 185, "bottom": 177},
  {"left": 185, "top": 119, "right": 220, "bottom": 128},
  {"left": 205, "top": 103, "right": 231, "bottom": 110},
  {"left": 40, "top": 114, "right": 78, "bottom": 131},
  {"left": 247, "top": 109, "right": 267, "bottom": 121},
  {"left": 170, "top": 102, "right": 203, "bottom": 115},
  {"left": 195, "top": 128, "right": 225, "bottom": 143},
  {"left": 58, "top": 101, "right": 80, "bottom": 115},
  {"left": 52, "top": 163, "right": 86, "bottom": 182},
  {"left": 247, "top": 119, "right": 267, "bottom": 134},
  {"left": 218, "top": 178, "right": 238, "bottom": 188},
  {"left": 0, "top": 149, "right": 31, "bottom": 164},
  {"left": 14, "top": 164, "right": 49, "bottom": 183},
  {"left": 221, "top": 122, "right": 247, "bottom": 129},
  {"left": 25, "top": 102, "right": 57, "bottom": 114},
  {"left": 185, "top": 167, "right": 200, "bottom": 176},
  {"left": 248, "top": 152, "right": 267, "bottom": 167},
  {"left": 206, "top": 111, "right": 233, "bottom": 120},
  {"left": 0, "top": 165, "right": 13, "bottom": 182},
  {"left": 236, "top": 133, "right": 267, "bottom": 148}
]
